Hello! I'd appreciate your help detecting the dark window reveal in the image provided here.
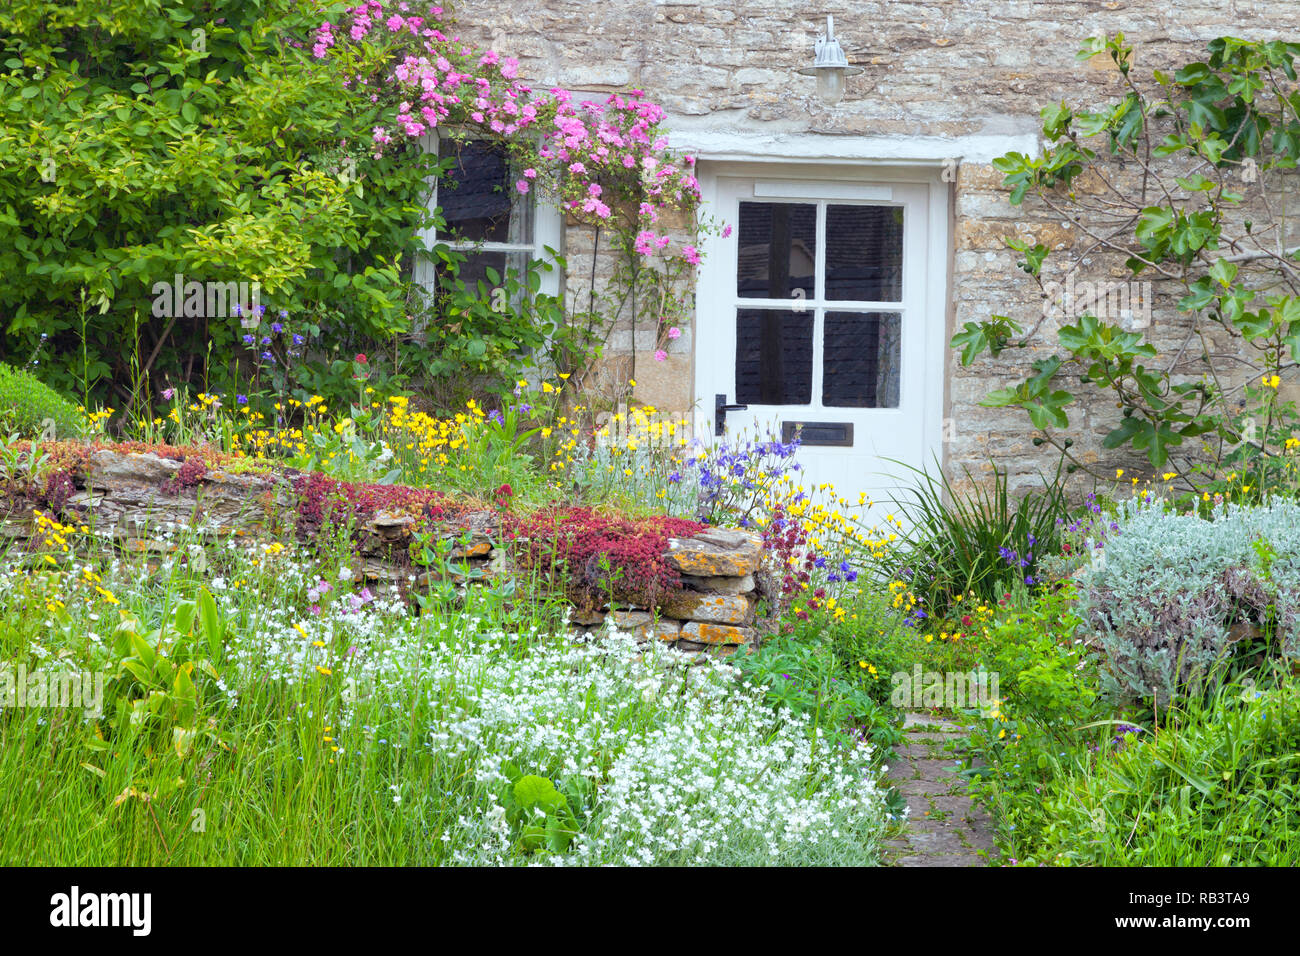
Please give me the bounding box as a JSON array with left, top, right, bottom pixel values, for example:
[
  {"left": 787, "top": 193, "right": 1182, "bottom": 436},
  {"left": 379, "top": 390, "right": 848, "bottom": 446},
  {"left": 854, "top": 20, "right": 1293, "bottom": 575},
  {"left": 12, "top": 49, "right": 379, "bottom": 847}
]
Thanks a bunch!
[
  {"left": 825, "top": 205, "right": 903, "bottom": 302},
  {"left": 822, "top": 311, "right": 901, "bottom": 408},
  {"left": 736, "top": 202, "right": 817, "bottom": 299},
  {"left": 438, "top": 140, "right": 527, "bottom": 243},
  {"left": 735, "top": 308, "right": 813, "bottom": 405}
]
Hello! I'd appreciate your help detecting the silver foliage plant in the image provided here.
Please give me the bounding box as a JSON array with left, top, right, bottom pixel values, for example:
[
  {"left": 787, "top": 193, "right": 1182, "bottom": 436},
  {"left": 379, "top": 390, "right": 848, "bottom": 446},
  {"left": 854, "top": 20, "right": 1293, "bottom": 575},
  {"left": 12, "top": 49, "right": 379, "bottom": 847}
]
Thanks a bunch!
[{"left": 1078, "top": 499, "right": 1300, "bottom": 704}]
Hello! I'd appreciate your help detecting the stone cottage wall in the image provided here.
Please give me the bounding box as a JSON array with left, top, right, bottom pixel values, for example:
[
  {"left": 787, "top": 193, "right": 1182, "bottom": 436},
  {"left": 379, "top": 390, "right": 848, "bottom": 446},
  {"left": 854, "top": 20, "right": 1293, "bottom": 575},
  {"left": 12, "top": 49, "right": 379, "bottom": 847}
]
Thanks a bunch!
[{"left": 451, "top": 0, "right": 1300, "bottom": 492}]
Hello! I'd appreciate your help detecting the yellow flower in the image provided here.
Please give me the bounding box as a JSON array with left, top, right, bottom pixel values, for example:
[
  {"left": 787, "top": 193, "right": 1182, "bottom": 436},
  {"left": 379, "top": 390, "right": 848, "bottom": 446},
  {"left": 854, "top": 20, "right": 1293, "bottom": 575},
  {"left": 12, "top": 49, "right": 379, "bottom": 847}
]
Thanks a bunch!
[{"left": 1116, "top": 468, "right": 1124, "bottom": 479}]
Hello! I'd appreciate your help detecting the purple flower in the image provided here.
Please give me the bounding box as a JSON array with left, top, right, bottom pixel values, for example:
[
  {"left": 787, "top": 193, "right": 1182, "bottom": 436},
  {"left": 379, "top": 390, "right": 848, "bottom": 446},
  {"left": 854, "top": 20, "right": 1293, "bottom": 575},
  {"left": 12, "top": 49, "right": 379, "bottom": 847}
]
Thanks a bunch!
[
  {"left": 242, "top": 334, "right": 255, "bottom": 346},
  {"left": 271, "top": 322, "right": 283, "bottom": 333},
  {"left": 236, "top": 394, "right": 248, "bottom": 405}
]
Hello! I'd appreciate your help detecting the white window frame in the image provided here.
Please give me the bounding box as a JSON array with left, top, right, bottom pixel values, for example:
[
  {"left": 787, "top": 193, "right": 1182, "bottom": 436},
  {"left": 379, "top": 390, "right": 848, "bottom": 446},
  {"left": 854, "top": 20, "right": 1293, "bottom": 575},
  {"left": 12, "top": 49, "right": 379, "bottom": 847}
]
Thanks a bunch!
[{"left": 413, "top": 131, "right": 563, "bottom": 299}]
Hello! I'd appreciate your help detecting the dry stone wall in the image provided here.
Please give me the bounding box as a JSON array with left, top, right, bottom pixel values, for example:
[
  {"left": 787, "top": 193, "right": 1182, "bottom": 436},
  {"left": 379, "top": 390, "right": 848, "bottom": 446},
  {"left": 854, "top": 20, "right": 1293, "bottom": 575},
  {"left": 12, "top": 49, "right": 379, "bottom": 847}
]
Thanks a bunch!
[{"left": 0, "top": 450, "right": 767, "bottom": 657}]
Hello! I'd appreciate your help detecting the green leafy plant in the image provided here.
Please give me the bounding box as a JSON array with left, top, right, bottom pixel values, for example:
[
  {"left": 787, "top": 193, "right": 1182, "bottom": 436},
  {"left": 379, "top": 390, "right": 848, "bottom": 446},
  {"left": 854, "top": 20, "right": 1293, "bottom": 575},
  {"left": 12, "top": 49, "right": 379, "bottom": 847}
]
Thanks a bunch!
[
  {"left": 497, "top": 763, "right": 587, "bottom": 856},
  {"left": 734, "top": 626, "right": 903, "bottom": 752},
  {"left": 954, "top": 34, "right": 1300, "bottom": 485},
  {"left": 0, "top": 0, "right": 433, "bottom": 404},
  {"left": 85, "top": 589, "right": 230, "bottom": 802}
]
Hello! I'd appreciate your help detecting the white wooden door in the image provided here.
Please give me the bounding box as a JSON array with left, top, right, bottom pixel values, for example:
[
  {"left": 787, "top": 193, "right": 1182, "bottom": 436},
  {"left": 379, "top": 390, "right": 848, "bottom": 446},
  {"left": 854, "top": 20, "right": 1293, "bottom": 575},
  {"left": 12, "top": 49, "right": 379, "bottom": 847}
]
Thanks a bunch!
[{"left": 694, "top": 170, "right": 945, "bottom": 516}]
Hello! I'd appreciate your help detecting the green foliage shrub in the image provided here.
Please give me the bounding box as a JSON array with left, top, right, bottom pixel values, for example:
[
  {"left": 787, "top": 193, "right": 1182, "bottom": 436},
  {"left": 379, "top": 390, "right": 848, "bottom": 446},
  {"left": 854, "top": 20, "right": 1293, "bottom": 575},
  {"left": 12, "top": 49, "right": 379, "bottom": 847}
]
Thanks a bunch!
[
  {"left": 0, "top": 0, "right": 434, "bottom": 403},
  {"left": 953, "top": 35, "right": 1300, "bottom": 482},
  {"left": 0, "top": 362, "right": 82, "bottom": 438},
  {"left": 1080, "top": 499, "right": 1300, "bottom": 703}
]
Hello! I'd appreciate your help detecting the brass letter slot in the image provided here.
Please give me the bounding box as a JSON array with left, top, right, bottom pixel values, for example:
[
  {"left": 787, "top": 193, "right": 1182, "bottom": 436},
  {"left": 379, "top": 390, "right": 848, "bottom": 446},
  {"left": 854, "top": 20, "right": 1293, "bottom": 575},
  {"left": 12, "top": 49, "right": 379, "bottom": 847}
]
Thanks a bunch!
[{"left": 781, "top": 421, "right": 854, "bottom": 447}]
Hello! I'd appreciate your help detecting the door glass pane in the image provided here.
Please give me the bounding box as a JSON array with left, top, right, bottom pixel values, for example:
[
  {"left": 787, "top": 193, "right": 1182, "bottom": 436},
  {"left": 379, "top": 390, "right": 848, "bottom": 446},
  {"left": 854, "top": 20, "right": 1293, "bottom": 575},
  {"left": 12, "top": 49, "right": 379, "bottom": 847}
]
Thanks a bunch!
[
  {"left": 438, "top": 139, "right": 534, "bottom": 244},
  {"left": 823, "top": 311, "right": 901, "bottom": 408},
  {"left": 736, "top": 202, "right": 816, "bottom": 299},
  {"left": 736, "top": 308, "right": 813, "bottom": 405},
  {"left": 825, "top": 205, "right": 903, "bottom": 301}
]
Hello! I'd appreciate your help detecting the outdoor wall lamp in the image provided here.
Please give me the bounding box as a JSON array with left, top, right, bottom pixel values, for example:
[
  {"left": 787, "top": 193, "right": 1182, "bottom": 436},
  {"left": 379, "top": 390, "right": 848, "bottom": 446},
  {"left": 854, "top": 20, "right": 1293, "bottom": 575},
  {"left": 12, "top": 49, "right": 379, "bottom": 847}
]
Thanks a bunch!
[{"left": 798, "top": 15, "right": 862, "bottom": 106}]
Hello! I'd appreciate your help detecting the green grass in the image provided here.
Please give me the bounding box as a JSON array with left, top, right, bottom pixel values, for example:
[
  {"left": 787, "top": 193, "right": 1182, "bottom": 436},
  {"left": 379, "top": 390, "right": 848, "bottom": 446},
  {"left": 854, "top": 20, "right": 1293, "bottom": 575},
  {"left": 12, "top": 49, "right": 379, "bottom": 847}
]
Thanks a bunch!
[{"left": 0, "top": 529, "right": 890, "bottom": 866}]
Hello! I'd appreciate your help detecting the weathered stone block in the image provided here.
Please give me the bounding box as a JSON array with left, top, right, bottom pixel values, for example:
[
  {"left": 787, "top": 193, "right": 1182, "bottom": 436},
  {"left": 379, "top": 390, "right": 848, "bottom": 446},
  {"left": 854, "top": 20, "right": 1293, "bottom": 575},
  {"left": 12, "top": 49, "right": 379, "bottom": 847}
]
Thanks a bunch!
[
  {"left": 679, "top": 621, "right": 756, "bottom": 645},
  {"left": 665, "top": 528, "right": 762, "bottom": 577},
  {"left": 661, "top": 591, "right": 754, "bottom": 625},
  {"left": 610, "top": 609, "right": 652, "bottom": 628},
  {"left": 679, "top": 572, "right": 755, "bottom": 594},
  {"left": 638, "top": 619, "right": 682, "bottom": 642}
]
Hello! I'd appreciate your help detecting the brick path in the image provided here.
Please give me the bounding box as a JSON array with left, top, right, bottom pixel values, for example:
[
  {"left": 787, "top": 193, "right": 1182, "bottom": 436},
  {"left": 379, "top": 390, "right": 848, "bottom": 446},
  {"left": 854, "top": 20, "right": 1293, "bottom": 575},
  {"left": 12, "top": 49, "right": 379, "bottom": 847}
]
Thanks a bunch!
[{"left": 883, "top": 712, "right": 998, "bottom": 867}]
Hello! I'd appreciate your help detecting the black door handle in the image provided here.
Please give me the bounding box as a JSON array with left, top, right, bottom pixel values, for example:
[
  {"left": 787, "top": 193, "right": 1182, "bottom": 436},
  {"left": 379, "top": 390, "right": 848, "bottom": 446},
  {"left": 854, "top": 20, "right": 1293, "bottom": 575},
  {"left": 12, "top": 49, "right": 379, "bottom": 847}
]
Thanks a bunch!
[{"left": 714, "top": 393, "right": 749, "bottom": 436}]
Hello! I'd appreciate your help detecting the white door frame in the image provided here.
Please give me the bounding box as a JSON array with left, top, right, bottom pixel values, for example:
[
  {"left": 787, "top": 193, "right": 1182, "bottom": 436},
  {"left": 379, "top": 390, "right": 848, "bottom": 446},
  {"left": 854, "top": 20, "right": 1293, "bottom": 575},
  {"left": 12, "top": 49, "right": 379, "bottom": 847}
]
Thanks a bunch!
[{"left": 691, "top": 159, "right": 951, "bottom": 489}]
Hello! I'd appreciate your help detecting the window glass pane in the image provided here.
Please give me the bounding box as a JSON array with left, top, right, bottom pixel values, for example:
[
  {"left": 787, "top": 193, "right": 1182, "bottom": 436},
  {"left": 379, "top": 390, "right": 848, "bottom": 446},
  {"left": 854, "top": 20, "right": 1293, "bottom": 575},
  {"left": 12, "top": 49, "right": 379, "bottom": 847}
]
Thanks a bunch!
[
  {"left": 437, "top": 250, "right": 531, "bottom": 298},
  {"left": 736, "top": 202, "right": 816, "bottom": 299},
  {"left": 825, "top": 205, "right": 903, "bottom": 301},
  {"left": 437, "top": 140, "right": 534, "bottom": 244},
  {"left": 823, "top": 311, "right": 901, "bottom": 408},
  {"left": 736, "top": 308, "right": 813, "bottom": 405}
]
